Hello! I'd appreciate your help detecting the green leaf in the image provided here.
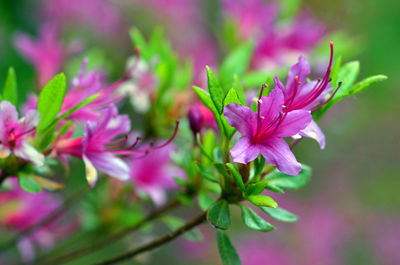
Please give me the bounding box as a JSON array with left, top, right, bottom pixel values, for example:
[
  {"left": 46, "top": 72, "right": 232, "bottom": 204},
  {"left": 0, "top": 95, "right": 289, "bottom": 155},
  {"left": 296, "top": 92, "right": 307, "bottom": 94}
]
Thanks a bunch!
[
  {"left": 2, "top": 67, "right": 18, "bottom": 105},
  {"left": 246, "top": 182, "right": 268, "bottom": 196},
  {"left": 223, "top": 88, "right": 242, "bottom": 107},
  {"left": 207, "top": 200, "right": 231, "bottom": 230},
  {"left": 196, "top": 162, "right": 219, "bottom": 183},
  {"left": 266, "top": 164, "right": 311, "bottom": 190},
  {"left": 162, "top": 216, "right": 203, "bottom": 242},
  {"left": 57, "top": 94, "right": 99, "bottom": 121},
  {"left": 192, "top": 86, "right": 224, "bottom": 134},
  {"left": 314, "top": 61, "right": 359, "bottom": 120},
  {"left": 330, "top": 56, "right": 342, "bottom": 89},
  {"left": 247, "top": 195, "right": 277, "bottom": 208},
  {"left": 264, "top": 184, "right": 284, "bottom": 194},
  {"left": 36, "top": 73, "right": 67, "bottom": 132},
  {"left": 260, "top": 207, "right": 298, "bottom": 223},
  {"left": 198, "top": 192, "right": 216, "bottom": 211},
  {"left": 349, "top": 75, "right": 388, "bottom": 95},
  {"left": 18, "top": 173, "right": 42, "bottom": 193},
  {"left": 240, "top": 204, "right": 275, "bottom": 231},
  {"left": 226, "top": 163, "right": 245, "bottom": 192},
  {"left": 219, "top": 43, "right": 253, "bottom": 90},
  {"left": 206, "top": 66, "right": 225, "bottom": 114},
  {"left": 214, "top": 163, "right": 232, "bottom": 184},
  {"left": 233, "top": 75, "right": 246, "bottom": 105},
  {"left": 217, "top": 230, "right": 242, "bottom": 265}
]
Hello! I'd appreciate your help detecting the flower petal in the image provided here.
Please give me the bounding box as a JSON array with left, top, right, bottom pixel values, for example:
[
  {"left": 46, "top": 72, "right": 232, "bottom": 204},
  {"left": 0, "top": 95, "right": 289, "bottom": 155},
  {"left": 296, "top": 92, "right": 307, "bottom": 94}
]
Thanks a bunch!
[
  {"left": 230, "top": 137, "right": 261, "bottom": 164},
  {"left": 83, "top": 155, "right": 98, "bottom": 188},
  {"left": 85, "top": 152, "right": 130, "bottom": 181},
  {"left": 286, "top": 56, "right": 311, "bottom": 94},
  {"left": 297, "top": 120, "right": 326, "bottom": 149},
  {"left": 224, "top": 103, "right": 257, "bottom": 137},
  {"left": 13, "top": 142, "right": 45, "bottom": 167},
  {"left": 274, "top": 110, "right": 312, "bottom": 138},
  {"left": 0, "top": 145, "right": 11, "bottom": 159},
  {"left": 259, "top": 88, "right": 284, "bottom": 121},
  {"left": 260, "top": 138, "right": 301, "bottom": 175}
]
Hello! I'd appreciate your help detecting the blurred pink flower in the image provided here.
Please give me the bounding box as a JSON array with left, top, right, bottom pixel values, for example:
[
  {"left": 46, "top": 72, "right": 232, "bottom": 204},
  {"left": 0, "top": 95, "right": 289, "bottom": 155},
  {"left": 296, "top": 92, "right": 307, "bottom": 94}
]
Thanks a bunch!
[
  {"left": 14, "top": 24, "right": 64, "bottom": 87},
  {"left": 222, "top": 0, "right": 278, "bottom": 39},
  {"left": 41, "top": 0, "right": 122, "bottom": 35},
  {"left": 129, "top": 144, "right": 184, "bottom": 206},
  {"left": 237, "top": 239, "right": 296, "bottom": 265},
  {"left": 371, "top": 218, "right": 400, "bottom": 265},
  {"left": 0, "top": 179, "right": 62, "bottom": 261},
  {"left": 0, "top": 101, "right": 44, "bottom": 166}
]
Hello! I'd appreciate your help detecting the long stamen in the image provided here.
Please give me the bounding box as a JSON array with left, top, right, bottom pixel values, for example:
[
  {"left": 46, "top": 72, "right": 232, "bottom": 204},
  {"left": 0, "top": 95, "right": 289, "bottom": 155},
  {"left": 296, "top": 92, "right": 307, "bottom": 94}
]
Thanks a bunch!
[
  {"left": 310, "top": 82, "right": 342, "bottom": 111},
  {"left": 255, "top": 84, "right": 268, "bottom": 138},
  {"left": 111, "top": 121, "right": 179, "bottom": 155},
  {"left": 287, "top": 76, "right": 299, "bottom": 108},
  {"left": 14, "top": 127, "right": 36, "bottom": 139},
  {"left": 292, "top": 42, "right": 334, "bottom": 110}
]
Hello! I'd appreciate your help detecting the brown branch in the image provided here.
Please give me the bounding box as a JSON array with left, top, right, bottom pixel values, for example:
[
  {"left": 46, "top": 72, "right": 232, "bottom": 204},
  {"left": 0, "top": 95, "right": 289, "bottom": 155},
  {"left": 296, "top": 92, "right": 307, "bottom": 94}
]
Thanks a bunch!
[
  {"left": 0, "top": 185, "right": 89, "bottom": 252},
  {"left": 93, "top": 211, "right": 207, "bottom": 265},
  {"left": 36, "top": 198, "right": 181, "bottom": 265}
]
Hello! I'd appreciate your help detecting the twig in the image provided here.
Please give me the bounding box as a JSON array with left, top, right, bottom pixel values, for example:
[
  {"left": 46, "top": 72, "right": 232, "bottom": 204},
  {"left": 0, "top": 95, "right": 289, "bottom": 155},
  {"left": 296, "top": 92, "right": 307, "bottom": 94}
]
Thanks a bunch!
[
  {"left": 93, "top": 211, "right": 207, "bottom": 265},
  {"left": 0, "top": 185, "right": 89, "bottom": 252},
  {"left": 36, "top": 198, "right": 181, "bottom": 265}
]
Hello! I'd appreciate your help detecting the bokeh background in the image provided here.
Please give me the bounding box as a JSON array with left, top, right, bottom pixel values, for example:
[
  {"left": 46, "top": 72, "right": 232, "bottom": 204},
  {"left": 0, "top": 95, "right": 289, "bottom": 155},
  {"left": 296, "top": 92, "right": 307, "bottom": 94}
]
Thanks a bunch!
[{"left": 0, "top": 0, "right": 398, "bottom": 264}]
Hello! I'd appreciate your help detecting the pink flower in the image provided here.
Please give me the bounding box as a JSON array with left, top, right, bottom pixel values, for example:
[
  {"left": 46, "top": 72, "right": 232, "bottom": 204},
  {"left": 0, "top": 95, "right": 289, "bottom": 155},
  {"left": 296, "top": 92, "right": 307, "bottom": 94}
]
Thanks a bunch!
[
  {"left": 14, "top": 25, "right": 64, "bottom": 87},
  {"left": 223, "top": 88, "right": 311, "bottom": 175},
  {"left": 274, "top": 42, "right": 339, "bottom": 148},
  {"left": 0, "top": 101, "right": 44, "bottom": 166},
  {"left": 222, "top": 0, "right": 278, "bottom": 39},
  {"left": 129, "top": 144, "right": 184, "bottom": 206},
  {"left": 55, "top": 105, "right": 132, "bottom": 187},
  {"left": 41, "top": 0, "right": 122, "bottom": 36},
  {"left": 0, "top": 179, "right": 63, "bottom": 261},
  {"left": 22, "top": 59, "right": 122, "bottom": 122}
]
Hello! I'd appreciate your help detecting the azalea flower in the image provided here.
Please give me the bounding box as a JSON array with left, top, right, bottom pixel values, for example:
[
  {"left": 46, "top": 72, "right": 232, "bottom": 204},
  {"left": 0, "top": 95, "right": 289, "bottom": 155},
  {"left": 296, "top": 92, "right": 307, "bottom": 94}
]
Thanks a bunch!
[
  {"left": 22, "top": 58, "right": 122, "bottom": 122},
  {"left": 14, "top": 24, "right": 64, "bottom": 87},
  {"left": 274, "top": 42, "right": 340, "bottom": 148},
  {"left": 129, "top": 144, "right": 184, "bottom": 206},
  {"left": 0, "top": 101, "right": 44, "bottom": 166},
  {"left": 222, "top": 0, "right": 278, "bottom": 39},
  {"left": 54, "top": 105, "right": 132, "bottom": 187},
  {"left": 0, "top": 179, "right": 64, "bottom": 262},
  {"left": 224, "top": 88, "right": 311, "bottom": 175}
]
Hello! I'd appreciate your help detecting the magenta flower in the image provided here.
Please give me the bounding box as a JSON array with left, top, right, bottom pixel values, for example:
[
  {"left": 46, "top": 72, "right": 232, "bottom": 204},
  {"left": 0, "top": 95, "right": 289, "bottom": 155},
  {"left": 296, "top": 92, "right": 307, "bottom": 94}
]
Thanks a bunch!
[
  {"left": 0, "top": 179, "right": 63, "bottom": 261},
  {"left": 41, "top": 0, "right": 122, "bottom": 36},
  {"left": 129, "top": 144, "right": 184, "bottom": 206},
  {"left": 274, "top": 42, "right": 339, "bottom": 148},
  {"left": 14, "top": 24, "right": 64, "bottom": 87},
  {"left": 224, "top": 88, "right": 311, "bottom": 175},
  {"left": 222, "top": 0, "right": 278, "bottom": 39},
  {"left": 0, "top": 101, "right": 44, "bottom": 166},
  {"left": 22, "top": 59, "right": 122, "bottom": 122}
]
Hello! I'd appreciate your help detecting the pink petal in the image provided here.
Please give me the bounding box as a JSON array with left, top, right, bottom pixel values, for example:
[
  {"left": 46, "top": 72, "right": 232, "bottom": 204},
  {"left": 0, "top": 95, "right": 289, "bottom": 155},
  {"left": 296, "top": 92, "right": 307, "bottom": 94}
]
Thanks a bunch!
[
  {"left": 298, "top": 120, "right": 326, "bottom": 149},
  {"left": 274, "top": 110, "right": 312, "bottom": 138},
  {"left": 260, "top": 138, "right": 301, "bottom": 175},
  {"left": 224, "top": 103, "right": 257, "bottom": 137},
  {"left": 230, "top": 137, "right": 261, "bottom": 164}
]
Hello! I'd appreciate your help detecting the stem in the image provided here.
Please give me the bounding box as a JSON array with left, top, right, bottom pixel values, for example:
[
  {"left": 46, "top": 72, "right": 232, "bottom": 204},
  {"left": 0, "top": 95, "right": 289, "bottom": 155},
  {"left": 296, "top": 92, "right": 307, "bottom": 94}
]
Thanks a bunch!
[
  {"left": 36, "top": 199, "right": 181, "bottom": 265},
  {"left": 0, "top": 185, "right": 89, "bottom": 253},
  {"left": 93, "top": 211, "right": 207, "bottom": 265}
]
